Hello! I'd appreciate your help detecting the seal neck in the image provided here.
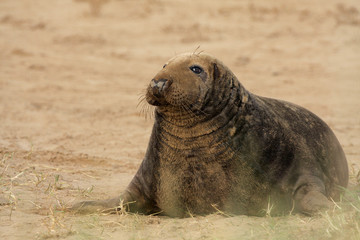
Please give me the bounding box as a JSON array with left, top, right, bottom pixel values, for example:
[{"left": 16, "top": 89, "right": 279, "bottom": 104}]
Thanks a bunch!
[{"left": 154, "top": 78, "right": 250, "bottom": 138}]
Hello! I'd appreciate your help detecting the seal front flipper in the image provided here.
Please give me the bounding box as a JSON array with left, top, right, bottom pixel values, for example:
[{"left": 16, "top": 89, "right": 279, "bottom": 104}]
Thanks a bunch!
[
  {"left": 70, "top": 196, "right": 124, "bottom": 214},
  {"left": 71, "top": 162, "right": 157, "bottom": 214},
  {"left": 71, "top": 185, "right": 154, "bottom": 214}
]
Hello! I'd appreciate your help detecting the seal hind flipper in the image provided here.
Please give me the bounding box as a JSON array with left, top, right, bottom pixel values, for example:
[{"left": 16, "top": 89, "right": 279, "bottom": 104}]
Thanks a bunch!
[
  {"left": 294, "top": 190, "right": 333, "bottom": 215},
  {"left": 292, "top": 175, "right": 333, "bottom": 214}
]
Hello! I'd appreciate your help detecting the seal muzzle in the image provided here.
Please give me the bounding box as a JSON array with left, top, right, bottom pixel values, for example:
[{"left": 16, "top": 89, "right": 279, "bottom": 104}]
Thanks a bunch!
[{"left": 150, "top": 78, "right": 172, "bottom": 97}]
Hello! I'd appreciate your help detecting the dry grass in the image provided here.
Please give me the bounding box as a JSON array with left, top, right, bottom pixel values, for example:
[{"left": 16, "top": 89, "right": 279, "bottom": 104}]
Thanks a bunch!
[{"left": 1, "top": 149, "right": 359, "bottom": 240}]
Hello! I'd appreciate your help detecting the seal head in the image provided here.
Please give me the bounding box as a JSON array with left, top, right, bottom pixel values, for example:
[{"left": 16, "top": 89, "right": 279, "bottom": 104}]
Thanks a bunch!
[{"left": 146, "top": 53, "right": 212, "bottom": 108}]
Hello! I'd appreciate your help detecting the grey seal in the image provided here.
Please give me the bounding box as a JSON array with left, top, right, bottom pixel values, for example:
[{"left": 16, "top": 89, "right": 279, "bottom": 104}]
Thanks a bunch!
[{"left": 72, "top": 52, "right": 348, "bottom": 217}]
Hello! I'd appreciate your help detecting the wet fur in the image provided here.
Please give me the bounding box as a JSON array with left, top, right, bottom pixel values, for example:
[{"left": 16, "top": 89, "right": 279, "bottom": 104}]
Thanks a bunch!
[{"left": 72, "top": 53, "right": 348, "bottom": 217}]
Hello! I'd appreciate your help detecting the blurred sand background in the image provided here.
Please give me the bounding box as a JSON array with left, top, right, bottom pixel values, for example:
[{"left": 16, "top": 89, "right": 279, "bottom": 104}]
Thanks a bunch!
[{"left": 0, "top": 0, "right": 359, "bottom": 239}]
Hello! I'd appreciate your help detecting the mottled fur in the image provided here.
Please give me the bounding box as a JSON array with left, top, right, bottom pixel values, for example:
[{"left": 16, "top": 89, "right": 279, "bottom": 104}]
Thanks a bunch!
[{"left": 72, "top": 53, "right": 348, "bottom": 217}]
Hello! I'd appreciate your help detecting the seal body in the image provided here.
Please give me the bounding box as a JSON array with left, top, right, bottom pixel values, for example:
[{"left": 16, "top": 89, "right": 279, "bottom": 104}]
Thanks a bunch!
[{"left": 73, "top": 53, "right": 348, "bottom": 217}]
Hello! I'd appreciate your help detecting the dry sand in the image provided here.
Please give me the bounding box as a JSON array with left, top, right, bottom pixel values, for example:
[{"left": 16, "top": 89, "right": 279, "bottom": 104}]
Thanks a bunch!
[{"left": 0, "top": 0, "right": 359, "bottom": 239}]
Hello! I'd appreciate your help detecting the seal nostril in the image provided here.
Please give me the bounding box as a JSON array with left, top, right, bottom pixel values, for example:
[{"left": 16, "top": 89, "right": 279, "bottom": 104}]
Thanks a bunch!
[
  {"left": 157, "top": 81, "right": 165, "bottom": 89},
  {"left": 166, "top": 79, "right": 173, "bottom": 89},
  {"left": 151, "top": 78, "right": 170, "bottom": 93},
  {"left": 157, "top": 79, "right": 168, "bottom": 84},
  {"left": 150, "top": 79, "right": 157, "bottom": 88}
]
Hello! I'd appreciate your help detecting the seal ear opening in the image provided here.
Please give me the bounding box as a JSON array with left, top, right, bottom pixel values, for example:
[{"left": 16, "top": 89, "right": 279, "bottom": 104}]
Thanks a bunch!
[{"left": 213, "top": 62, "right": 221, "bottom": 82}]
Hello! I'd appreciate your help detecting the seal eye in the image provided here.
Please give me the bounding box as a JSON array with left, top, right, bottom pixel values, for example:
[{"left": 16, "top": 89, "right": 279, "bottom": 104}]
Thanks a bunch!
[{"left": 189, "top": 65, "right": 203, "bottom": 74}]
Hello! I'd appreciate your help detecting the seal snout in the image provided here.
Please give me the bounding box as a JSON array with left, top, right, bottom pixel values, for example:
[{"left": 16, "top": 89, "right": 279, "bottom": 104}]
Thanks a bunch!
[{"left": 150, "top": 78, "right": 172, "bottom": 97}]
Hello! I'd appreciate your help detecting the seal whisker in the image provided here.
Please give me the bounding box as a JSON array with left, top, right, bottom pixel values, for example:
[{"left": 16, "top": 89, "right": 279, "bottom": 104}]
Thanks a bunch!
[{"left": 138, "top": 94, "right": 154, "bottom": 120}]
